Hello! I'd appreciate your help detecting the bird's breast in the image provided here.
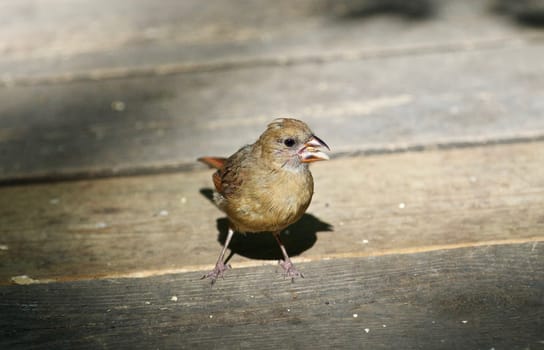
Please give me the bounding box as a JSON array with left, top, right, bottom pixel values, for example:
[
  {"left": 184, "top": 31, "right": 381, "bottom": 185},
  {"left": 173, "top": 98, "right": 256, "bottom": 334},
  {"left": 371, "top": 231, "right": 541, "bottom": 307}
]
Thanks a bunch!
[{"left": 225, "top": 168, "right": 314, "bottom": 233}]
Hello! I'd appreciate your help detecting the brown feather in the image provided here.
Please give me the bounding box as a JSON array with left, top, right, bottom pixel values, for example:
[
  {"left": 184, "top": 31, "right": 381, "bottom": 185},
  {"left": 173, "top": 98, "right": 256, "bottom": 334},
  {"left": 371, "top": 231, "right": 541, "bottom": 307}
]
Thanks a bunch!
[
  {"left": 212, "top": 172, "right": 222, "bottom": 193},
  {"left": 198, "top": 157, "right": 227, "bottom": 170}
]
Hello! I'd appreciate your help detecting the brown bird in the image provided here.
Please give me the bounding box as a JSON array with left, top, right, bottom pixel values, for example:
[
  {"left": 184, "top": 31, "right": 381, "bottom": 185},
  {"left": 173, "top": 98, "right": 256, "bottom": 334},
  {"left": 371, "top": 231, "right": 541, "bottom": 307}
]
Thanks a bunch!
[{"left": 198, "top": 118, "right": 330, "bottom": 284}]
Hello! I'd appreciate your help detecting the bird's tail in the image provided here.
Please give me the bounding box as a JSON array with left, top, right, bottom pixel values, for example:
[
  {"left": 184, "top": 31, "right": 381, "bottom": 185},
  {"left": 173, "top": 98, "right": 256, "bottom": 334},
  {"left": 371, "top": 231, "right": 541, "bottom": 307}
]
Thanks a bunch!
[{"left": 198, "top": 157, "right": 227, "bottom": 170}]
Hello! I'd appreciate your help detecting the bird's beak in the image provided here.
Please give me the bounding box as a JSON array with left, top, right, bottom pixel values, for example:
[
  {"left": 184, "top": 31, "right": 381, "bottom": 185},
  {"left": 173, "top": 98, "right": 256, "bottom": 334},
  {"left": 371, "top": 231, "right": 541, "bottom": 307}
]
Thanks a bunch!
[{"left": 299, "top": 135, "right": 330, "bottom": 163}]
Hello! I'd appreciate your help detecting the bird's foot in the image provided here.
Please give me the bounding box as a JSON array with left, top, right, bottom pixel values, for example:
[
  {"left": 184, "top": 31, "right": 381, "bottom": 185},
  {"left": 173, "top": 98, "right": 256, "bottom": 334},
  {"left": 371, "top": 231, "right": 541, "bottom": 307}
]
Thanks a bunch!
[
  {"left": 201, "top": 262, "right": 231, "bottom": 285},
  {"left": 278, "top": 259, "right": 304, "bottom": 282}
]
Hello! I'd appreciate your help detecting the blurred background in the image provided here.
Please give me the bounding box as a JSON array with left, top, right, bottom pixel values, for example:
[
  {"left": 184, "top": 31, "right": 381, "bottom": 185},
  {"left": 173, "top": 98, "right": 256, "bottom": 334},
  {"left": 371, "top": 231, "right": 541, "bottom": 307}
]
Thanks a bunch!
[{"left": 1, "top": 0, "right": 543, "bottom": 183}]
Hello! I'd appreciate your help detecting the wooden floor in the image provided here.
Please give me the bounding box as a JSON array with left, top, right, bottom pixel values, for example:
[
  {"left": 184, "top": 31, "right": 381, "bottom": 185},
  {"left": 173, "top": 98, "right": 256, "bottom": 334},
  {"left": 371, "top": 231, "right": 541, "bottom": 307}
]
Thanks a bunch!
[{"left": 1, "top": 1, "right": 543, "bottom": 349}]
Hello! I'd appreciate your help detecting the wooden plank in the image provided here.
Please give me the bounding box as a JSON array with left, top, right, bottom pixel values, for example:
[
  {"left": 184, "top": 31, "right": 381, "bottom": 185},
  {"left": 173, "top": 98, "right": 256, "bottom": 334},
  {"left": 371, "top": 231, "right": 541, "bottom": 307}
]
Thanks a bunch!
[
  {"left": 1, "top": 44, "right": 544, "bottom": 181},
  {"left": 1, "top": 0, "right": 540, "bottom": 80},
  {"left": 1, "top": 141, "right": 543, "bottom": 284},
  {"left": 0, "top": 243, "right": 542, "bottom": 349}
]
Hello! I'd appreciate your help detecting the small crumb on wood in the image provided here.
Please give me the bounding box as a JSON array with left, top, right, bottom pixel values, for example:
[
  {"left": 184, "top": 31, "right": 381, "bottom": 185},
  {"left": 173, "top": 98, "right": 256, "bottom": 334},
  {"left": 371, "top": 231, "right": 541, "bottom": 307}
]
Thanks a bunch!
[
  {"left": 111, "top": 100, "right": 126, "bottom": 112},
  {"left": 353, "top": 313, "right": 358, "bottom": 318},
  {"left": 96, "top": 222, "right": 107, "bottom": 229},
  {"left": 0, "top": 244, "right": 8, "bottom": 251},
  {"left": 49, "top": 198, "right": 60, "bottom": 205},
  {"left": 209, "top": 314, "right": 213, "bottom": 319},
  {"left": 145, "top": 301, "right": 151, "bottom": 305},
  {"left": 159, "top": 210, "right": 169, "bottom": 217},
  {"left": 461, "top": 320, "right": 468, "bottom": 324},
  {"left": 364, "top": 328, "right": 370, "bottom": 333},
  {"left": 382, "top": 324, "right": 387, "bottom": 328},
  {"left": 171, "top": 296, "right": 178, "bottom": 302},
  {"left": 11, "top": 275, "right": 39, "bottom": 285},
  {"left": 180, "top": 197, "right": 187, "bottom": 204},
  {"left": 398, "top": 202, "right": 406, "bottom": 209},
  {"left": 362, "top": 239, "right": 369, "bottom": 244}
]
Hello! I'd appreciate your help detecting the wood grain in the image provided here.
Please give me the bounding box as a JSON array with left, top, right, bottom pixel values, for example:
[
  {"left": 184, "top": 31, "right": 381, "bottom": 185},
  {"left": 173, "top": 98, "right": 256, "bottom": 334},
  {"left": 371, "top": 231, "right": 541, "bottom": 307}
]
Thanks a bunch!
[
  {"left": 1, "top": 0, "right": 541, "bottom": 80},
  {"left": 1, "top": 44, "right": 543, "bottom": 181},
  {"left": 1, "top": 243, "right": 542, "bottom": 349},
  {"left": 1, "top": 141, "right": 542, "bottom": 284}
]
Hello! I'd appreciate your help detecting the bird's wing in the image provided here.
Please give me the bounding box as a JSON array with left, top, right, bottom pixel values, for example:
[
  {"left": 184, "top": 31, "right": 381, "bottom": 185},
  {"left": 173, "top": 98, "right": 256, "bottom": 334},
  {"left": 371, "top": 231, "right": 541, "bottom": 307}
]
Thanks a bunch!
[
  {"left": 199, "top": 145, "right": 252, "bottom": 196},
  {"left": 212, "top": 172, "right": 223, "bottom": 193},
  {"left": 216, "top": 145, "right": 252, "bottom": 197}
]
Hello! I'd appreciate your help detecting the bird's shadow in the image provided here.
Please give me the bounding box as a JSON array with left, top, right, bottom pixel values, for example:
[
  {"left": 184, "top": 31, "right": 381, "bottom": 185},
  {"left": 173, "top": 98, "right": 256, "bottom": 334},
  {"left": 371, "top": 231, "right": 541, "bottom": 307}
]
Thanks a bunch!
[{"left": 199, "top": 188, "right": 333, "bottom": 261}]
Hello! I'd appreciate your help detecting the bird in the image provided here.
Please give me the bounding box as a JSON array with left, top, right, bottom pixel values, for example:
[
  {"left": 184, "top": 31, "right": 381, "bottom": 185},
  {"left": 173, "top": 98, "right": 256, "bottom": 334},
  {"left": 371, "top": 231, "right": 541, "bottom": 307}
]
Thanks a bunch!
[{"left": 198, "top": 118, "right": 330, "bottom": 284}]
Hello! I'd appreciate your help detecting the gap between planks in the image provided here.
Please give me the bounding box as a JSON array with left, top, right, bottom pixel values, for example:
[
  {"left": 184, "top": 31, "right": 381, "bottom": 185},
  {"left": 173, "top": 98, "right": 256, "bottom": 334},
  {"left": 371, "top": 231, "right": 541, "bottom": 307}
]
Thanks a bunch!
[{"left": 2, "top": 130, "right": 544, "bottom": 187}]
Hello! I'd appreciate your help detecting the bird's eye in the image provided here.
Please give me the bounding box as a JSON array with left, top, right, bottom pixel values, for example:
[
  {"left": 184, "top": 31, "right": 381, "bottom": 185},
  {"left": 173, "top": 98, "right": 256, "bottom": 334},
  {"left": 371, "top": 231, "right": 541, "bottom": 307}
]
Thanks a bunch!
[{"left": 284, "top": 138, "right": 296, "bottom": 147}]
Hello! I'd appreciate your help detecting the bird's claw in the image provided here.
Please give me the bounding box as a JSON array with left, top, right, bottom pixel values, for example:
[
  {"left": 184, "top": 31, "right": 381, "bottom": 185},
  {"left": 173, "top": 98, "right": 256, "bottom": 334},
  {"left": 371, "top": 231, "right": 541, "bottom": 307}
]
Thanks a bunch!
[
  {"left": 201, "top": 262, "right": 231, "bottom": 285},
  {"left": 278, "top": 259, "right": 304, "bottom": 282}
]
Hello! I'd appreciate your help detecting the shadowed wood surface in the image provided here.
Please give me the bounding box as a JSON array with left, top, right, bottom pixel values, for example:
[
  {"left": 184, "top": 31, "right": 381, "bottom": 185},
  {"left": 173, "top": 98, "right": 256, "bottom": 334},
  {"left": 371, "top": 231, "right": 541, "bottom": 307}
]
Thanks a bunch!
[
  {"left": 1, "top": 141, "right": 543, "bottom": 284},
  {"left": 1, "top": 243, "right": 542, "bottom": 350},
  {"left": 1, "top": 44, "right": 543, "bottom": 182}
]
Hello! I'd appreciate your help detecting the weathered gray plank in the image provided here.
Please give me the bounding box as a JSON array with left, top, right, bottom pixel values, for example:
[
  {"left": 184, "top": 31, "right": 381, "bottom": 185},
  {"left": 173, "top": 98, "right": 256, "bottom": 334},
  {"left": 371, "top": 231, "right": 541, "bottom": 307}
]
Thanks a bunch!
[
  {"left": 1, "top": 0, "right": 540, "bottom": 80},
  {"left": 1, "top": 142, "right": 543, "bottom": 284},
  {"left": 1, "top": 44, "right": 544, "bottom": 181},
  {"left": 1, "top": 243, "right": 542, "bottom": 349}
]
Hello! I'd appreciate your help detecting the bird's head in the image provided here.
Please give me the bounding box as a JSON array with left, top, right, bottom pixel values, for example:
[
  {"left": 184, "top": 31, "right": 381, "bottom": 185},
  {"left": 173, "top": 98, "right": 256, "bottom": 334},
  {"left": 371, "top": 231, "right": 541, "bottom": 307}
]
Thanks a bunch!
[{"left": 257, "top": 118, "right": 330, "bottom": 170}]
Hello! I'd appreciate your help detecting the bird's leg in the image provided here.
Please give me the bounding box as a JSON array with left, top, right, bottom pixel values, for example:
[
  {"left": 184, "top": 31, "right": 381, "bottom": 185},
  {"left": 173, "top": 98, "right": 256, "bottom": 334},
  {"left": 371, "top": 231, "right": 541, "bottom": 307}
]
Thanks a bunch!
[
  {"left": 202, "top": 227, "right": 234, "bottom": 284},
  {"left": 273, "top": 231, "right": 304, "bottom": 281}
]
